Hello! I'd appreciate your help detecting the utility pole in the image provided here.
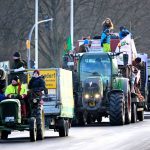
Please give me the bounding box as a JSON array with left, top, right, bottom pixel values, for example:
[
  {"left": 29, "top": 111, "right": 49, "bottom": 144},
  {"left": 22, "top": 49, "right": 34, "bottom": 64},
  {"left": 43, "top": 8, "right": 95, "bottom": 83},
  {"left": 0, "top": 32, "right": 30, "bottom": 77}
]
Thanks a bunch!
[
  {"left": 35, "top": 0, "right": 38, "bottom": 69},
  {"left": 70, "top": 0, "right": 74, "bottom": 50}
]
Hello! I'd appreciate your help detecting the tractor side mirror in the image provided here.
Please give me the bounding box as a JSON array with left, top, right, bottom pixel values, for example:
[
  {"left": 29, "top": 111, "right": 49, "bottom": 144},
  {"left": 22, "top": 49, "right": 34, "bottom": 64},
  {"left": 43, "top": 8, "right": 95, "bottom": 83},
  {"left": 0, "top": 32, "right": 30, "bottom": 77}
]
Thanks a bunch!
[{"left": 123, "top": 53, "right": 128, "bottom": 66}]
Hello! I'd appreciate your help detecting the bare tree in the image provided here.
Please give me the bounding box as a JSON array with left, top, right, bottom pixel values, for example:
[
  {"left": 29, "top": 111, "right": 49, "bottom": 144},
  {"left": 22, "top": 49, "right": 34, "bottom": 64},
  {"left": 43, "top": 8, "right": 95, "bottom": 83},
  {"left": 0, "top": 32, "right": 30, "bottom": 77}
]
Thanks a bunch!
[{"left": 0, "top": 0, "right": 150, "bottom": 67}]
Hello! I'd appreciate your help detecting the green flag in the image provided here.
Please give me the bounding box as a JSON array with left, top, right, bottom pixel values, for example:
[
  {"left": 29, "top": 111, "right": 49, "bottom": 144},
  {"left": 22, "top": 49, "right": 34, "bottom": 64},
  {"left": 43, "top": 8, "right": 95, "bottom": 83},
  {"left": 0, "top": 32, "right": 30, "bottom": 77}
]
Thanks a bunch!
[{"left": 64, "top": 36, "right": 72, "bottom": 54}]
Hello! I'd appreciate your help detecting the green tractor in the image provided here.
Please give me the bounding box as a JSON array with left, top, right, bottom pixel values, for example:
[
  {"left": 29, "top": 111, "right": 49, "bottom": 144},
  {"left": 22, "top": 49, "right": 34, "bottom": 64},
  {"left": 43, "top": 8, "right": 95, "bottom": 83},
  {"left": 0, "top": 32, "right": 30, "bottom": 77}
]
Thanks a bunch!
[
  {"left": 73, "top": 52, "right": 145, "bottom": 126},
  {"left": 0, "top": 91, "right": 45, "bottom": 141}
]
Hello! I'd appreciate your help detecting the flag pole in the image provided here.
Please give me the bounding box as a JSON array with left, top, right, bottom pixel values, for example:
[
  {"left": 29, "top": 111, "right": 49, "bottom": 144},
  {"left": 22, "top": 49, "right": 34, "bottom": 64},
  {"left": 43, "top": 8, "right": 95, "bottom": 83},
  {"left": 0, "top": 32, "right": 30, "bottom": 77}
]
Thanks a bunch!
[{"left": 70, "top": 0, "right": 74, "bottom": 50}]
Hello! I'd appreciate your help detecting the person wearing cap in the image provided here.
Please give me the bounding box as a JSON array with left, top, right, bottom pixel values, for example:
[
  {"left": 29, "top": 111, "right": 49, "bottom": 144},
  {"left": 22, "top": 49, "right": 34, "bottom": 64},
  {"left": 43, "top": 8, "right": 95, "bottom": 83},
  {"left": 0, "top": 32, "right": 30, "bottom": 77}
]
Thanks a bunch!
[
  {"left": 100, "top": 29, "right": 111, "bottom": 52},
  {"left": 12, "top": 51, "right": 26, "bottom": 72},
  {"left": 11, "top": 51, "right": 27, "bottom": 83},
  {"left": 5, "top": 75, "right": 27, "bottom": 116},
  {"left": 119, "top": 26, "right": 130, "bottom": 40},
  {"left": 28, "top": 70, "right": 47, "bottom": 93},
  {"left": 78, "top": 39, "right": 90, "bottom": 53}
]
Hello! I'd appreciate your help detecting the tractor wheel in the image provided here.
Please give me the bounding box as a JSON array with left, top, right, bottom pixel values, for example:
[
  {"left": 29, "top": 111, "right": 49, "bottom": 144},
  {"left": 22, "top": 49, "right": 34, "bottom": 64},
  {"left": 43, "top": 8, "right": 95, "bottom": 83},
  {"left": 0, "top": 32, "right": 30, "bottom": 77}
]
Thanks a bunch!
[
  {"left": 36, "top": 106, "right": 45, "bottom": 140},
  {"left": 86, "top": 113, "right": 92, "bottom": 125},
  {"left": 1, "top": 131, "right": 9, "bottom": 140},
  {"left": 59, "top": 119, "right": 69, "bottom": 137},
  {"left": 97, "top": 116, "right": 102, "bottom": 123},
  {"left": 125, "top": 92, "right": 131, "bottom": 124},
  {"left": 78, "top": 112, "right": 86, "bottom": 126},
  {"left": 137, "top": 111, "right": 144, "bottom": 121},
  {"left": 131, "top": 103, "right": 137, "bottom": 123},
  {"left": 29, "top": 117, "right": 37, "bottom": 142},
  {"left": 109, "top": 92, "right": 125, "bottom": 126},
  {"left": 71, "top": 117, "right": 78, "bottom": 127},
  {"left": 65, "top": 120, "right": 69, "bottom": 136}
]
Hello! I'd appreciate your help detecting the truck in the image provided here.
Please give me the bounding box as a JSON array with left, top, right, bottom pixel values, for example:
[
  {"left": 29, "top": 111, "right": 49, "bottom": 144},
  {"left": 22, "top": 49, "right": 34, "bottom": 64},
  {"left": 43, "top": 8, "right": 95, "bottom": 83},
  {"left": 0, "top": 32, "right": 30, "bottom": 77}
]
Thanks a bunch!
[
  {"left": 0, "top": 68, "right": 74, "bottom": 140},
  {"left": 69, "top": 34, "right": 146, "bottom": 126}
]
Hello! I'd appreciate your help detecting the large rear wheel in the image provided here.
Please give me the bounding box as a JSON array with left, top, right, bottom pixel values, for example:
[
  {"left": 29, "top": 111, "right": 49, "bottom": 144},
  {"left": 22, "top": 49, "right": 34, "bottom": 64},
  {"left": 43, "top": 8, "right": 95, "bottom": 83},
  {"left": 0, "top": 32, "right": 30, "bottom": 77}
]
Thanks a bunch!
[
  {"left": 36, "top": 106, "right": 45, "bottom": 140},
  {"left": 59, "top": 119, "right": 69, "bottom": 137},
  {"left": 109, "top": 92, "right": 125, "bottom": 126},
  {"left": 137, "top": 110, "right": 144, "bottom": 121},
  {"left": 1, "top": 131, "right": 9, "bottom": 140},
  {"left": 29, "top": 117, "right": 37, "bottom": 142},
  {"left": 131, "top": 103, "right": 137, "bottom": 123},
  {"left": 125, "top": 92, "right": 131, "bottom": 124}
]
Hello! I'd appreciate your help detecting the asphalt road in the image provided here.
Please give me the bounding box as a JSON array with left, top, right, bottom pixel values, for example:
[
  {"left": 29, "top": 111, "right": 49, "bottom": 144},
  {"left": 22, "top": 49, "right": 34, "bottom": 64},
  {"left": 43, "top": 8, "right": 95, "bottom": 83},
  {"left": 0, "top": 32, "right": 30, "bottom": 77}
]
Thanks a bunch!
[{"left": 1, "top": 112, "right": 150, "bottom": 150}]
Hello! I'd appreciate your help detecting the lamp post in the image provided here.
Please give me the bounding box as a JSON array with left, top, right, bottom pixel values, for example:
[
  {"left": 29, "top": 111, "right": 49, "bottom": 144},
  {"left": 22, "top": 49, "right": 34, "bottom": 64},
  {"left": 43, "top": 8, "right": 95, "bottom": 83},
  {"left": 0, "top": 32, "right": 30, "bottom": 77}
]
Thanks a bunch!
[
  {"left": 35, "top": 0, "right": 38, "bottom": 69},
  {"left": 27, "top": 0, "right": 73, "bottom": 68},
  {"left": 26, "top": 18, "right": 54, "bottom": 69}
]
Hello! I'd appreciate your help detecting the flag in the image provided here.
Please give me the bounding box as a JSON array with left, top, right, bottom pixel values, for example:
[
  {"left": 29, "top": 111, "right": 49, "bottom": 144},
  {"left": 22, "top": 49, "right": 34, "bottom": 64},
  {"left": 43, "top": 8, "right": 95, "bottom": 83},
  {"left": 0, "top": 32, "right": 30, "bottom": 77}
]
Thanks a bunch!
[
  {"left": 115, "top": 34, "right": 137, "bottom": 65},
  {"left": 64, "top": 36, "right": 72, "bottom": 54}
]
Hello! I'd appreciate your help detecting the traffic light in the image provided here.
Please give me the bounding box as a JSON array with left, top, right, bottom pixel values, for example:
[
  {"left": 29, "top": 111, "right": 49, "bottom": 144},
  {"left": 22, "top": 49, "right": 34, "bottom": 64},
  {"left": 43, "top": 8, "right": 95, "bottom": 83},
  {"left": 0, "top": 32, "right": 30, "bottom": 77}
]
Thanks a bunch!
[{"left": 26, "top": 40, "right": 30, "bottom": 49}]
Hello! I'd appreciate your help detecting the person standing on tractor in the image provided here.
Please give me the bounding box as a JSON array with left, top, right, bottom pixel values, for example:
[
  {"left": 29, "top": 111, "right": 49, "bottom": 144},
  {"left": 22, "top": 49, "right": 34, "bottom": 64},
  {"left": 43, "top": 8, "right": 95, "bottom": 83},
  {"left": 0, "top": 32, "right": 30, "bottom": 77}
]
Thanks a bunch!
[
  {"left": 78, "top": 39, "right": 90, "bottom": 53},
  {"left": 102, "top": 18, "right": 114, "bottom": 32},
  {"left": 12, "top": 52, "right": 26, "bottom": 72},
  {"left": 101, "top": 29, "right": 111, "bottom": 52},
  {"left": 11, "top": 51, "right": 26, "bottom": 83},
  {"left": 119, "top": 26, "right": 130, "bottom": 40},
  {"left": 131, "top": 57, "right": 144, "bottom": 101},
  {"left": 5, "top": 75, "right": 27, "bottom": 117}
]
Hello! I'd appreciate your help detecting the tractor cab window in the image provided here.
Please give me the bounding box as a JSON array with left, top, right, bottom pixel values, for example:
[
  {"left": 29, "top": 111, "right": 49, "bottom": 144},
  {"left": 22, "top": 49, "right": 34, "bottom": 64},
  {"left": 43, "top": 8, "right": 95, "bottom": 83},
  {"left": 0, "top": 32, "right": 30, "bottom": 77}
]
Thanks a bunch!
[{"left": 80, "top": 53, "right": 111, "bottom": 83}]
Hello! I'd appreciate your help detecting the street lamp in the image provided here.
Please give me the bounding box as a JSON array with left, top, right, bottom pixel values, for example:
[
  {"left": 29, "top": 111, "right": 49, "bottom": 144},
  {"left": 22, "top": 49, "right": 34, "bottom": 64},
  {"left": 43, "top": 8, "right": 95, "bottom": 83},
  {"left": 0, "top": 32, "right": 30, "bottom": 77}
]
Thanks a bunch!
[
  {"left": 35, "top": 0, "right": 38, "bottom": 69},
  {"left": 27, "top": 0, "right": 73, "bottom": 68},
  {"left": 26, "top": 18, "right": 54, "bottom": 69}
]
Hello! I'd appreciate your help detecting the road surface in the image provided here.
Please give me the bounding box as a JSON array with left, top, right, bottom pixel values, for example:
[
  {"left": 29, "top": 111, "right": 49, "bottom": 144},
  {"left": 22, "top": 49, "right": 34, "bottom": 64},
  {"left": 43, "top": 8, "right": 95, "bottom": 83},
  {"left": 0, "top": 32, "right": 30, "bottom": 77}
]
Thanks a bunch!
[{"left": 1, "top": 112, "right": 150, "bottom": 150}]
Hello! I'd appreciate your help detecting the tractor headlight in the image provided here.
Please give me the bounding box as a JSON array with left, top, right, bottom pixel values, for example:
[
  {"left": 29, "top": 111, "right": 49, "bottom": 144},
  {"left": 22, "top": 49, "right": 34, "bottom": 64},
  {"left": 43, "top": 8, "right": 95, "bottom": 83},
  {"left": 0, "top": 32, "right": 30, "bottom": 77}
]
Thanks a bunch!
[
  {"left": 94, "top": 94, "right": 100, "bottom": 99},
  {"left": 84, "top": 94, "right": 90, "bottom": 99}
]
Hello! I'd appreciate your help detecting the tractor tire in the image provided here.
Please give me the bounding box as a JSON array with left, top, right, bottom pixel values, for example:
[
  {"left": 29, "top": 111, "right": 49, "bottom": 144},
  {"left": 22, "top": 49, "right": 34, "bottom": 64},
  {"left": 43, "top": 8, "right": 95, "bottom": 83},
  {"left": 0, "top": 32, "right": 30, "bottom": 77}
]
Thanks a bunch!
[
  {"left": 65, "top": 120, "right": 69, "bottom": 136},
  {"left": 78, "top": 112, "right": 86, "bottom": 126},
  {"left": 59, "top": 119, "right": 69, "bottom": 137},
  {"left": 109, "top": 92, "right": 125, "bottom": 126},
  {"left": 86, "top": 113, "right": 92, "bottom": 124},
  {"left": 1, "top": 131, "right": 9, "bottom": 140},
  {"left": 71, "top": 117, "right": 78, "bottom": 127},
  {"left": 36, "top": 106, "right": 45, "bottom": 140},
  {"left": 125, "top": 92, "right": 131, "bottom": 124},
  {"left": 97, "top": 116, "right": 102, "bottom": 123},
  {"left": 131, "top": 103, "right": 137, "bottom": 123},
  {"left": 137, "top": 111, "right": 144, "bottom": 121},
  {"left": 29, "top": 117, "right": 37, "bottom": 142}
]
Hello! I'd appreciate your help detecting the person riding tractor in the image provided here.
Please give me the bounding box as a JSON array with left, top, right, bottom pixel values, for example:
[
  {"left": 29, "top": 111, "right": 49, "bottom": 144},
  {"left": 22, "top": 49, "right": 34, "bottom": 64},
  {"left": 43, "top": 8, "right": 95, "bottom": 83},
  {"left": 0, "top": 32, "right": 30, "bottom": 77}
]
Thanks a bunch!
[
  {"left": 28, "top": 70, "right": 46, "bottom": 93},
  {"left": 5, "top": 75, "right": 27, "bottom": 117},
  {"left": 28, "top": 70, "right": 47, "bottom": 105}
]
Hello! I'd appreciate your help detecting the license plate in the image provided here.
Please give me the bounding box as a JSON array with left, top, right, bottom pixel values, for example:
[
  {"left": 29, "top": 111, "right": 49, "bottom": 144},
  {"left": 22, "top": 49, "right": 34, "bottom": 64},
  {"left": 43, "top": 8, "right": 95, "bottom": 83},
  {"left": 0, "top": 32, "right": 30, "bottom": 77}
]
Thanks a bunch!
[
  {"left": 5, "top": 117, "right": 15, "bottom": 122},
  {"left": 88, "top": 102, "right": 95, "bottom": 107}
]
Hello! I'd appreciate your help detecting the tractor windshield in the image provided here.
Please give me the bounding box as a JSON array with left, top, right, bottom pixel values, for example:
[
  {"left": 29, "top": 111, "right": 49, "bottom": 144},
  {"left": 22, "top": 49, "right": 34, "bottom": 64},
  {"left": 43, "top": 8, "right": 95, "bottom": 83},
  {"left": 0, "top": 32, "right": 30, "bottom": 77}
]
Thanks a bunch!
[{"left": 79, "top": 53, "right": 111, "bottom": 83}]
